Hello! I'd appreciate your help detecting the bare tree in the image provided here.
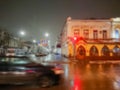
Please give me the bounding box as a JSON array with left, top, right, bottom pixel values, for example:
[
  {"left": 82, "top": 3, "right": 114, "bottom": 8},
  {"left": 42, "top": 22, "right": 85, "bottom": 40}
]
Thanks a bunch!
[{"left": 0, "top": 29, "right": 11, "bottom": 47}]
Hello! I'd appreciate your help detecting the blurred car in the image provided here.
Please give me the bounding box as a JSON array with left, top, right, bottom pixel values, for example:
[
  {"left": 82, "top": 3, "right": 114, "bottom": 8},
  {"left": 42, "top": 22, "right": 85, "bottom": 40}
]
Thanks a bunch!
[
  {"left": 0, "top": 57, "right": 64, "bottom": 87},
  {"left": 5, "top": 48, "right": 15, "bottom": 56},
  {"left": 15, "top": 49, "right": 26, "bottom": 57},
  {"left": 35, "top": 53, "right": 47, "bottom": 57}
]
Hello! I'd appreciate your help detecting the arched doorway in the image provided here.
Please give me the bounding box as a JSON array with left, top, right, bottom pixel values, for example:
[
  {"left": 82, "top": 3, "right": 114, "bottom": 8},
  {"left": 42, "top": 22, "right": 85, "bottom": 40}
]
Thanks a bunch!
[
  {"left": 113, "top": 45, "right": 120, "bottom": 56},
  {"left": 90, "top": 46, "right": 99, "bottom": 56},
  {"left": 101, "top": 45, "right": 110, "bottom": 56},
  {"left": 76, "top": 45, "right": 86, "bottom": 59}
]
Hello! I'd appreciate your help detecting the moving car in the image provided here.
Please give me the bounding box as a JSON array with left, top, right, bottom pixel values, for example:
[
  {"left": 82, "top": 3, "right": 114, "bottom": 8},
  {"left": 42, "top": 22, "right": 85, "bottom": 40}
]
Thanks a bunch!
[
  {"left": 5, "top": 48, "right": 15, "bottom": 56},
  {"left": 35, "top": 53, "right": 47, "bottom": 57},
  {"left": 5, "top": 48, "right": 26, "bottom": 57},
  {"left": 15, "top": 49, "right": 26, "bottom": 57},
  {"left": 0, "top": 57, "right": 63, "bottom": 87}
]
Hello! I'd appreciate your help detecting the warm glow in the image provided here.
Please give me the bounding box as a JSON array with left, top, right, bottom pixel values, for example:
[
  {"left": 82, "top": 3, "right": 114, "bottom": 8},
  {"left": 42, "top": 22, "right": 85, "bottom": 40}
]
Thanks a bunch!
[
  {"left": 72, "top": 74, "right": 82, "bottom": 90},
  {"left": 74, "top": 37, "right": 77, "bottom": 40},
  {"left": 112, "top": 17, "right": 120, "bottom": 22}
]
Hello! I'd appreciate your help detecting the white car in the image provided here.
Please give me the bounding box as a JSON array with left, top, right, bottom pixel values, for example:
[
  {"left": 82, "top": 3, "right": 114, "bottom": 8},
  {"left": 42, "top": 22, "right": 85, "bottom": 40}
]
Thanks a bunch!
[{"left": 5, "top": 48, "right": 15, "bottom": 56}]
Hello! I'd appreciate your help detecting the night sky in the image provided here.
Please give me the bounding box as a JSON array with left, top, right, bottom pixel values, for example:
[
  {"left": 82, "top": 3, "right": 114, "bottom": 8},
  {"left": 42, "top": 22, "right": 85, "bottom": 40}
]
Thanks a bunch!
[{"left": 0, "top": 0, "right": 120, "bottom": 45}]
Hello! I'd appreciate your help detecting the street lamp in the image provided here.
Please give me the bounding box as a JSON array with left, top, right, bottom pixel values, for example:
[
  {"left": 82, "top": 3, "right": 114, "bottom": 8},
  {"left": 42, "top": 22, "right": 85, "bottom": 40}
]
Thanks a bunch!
[
  {"left": 20, "top": 31, "right": 25, "bottom": 36},
  {"left": 19, "top": 30, "right": 26, "bottom": 48},
  {"left": 45, "top": 33, "right": 49, "bottom": 37},
  {"left": 33, "top": 39, "right": 36, "bottom": 43}
]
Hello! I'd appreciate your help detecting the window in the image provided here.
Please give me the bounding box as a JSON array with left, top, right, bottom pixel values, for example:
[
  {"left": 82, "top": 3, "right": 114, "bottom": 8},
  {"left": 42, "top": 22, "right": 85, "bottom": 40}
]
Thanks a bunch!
[
  {"left": 74, "top": 29, "right": 79, "bottom": 36},
  {"left": 93, "top": 30, "right": 98, "bottom": 39},
  {"left": 90, "top": 46, "right": 99, "bottom": 56},
  {"left": 103, "top": 30, "right": 107, "bottom": 39},
  {"left": 101, "top": 45, "right": 110, "bottom": 56},
  {"left": 84, "top": 29, "right": 89, "bottom": 39},
  {"left": 115, "top": 30, "right": 119, "bottom": 39},
  {"left": 113, "top": 45, "right": 120, "bottom": 56}
]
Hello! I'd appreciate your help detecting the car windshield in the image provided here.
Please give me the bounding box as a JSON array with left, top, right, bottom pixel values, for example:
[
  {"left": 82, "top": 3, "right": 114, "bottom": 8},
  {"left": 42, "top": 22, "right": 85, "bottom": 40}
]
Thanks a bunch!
[{"left": 0, "top": 57, "right": 33, "bottom": 65}]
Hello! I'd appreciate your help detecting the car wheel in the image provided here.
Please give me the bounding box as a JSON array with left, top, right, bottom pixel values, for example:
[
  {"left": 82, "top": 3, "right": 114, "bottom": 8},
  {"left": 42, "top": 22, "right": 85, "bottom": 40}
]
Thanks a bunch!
[{"left": 37, "top": 76, "right": 54, "bottom": 88}]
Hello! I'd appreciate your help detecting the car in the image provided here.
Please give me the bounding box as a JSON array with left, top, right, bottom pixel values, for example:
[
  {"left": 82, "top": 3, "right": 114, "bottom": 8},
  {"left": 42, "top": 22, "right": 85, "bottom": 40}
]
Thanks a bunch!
[
  {"left": 35, "top": 53, "right": 47, "bottom": 57},
  {"left": 15, "top": 49, "right": 26, "bottom": 57},
  {"left": 5, "top": 48, "right": 15, "bottom": 56},
  {"left": 0, "top": 57, "right": 64, "bottom": 87}
]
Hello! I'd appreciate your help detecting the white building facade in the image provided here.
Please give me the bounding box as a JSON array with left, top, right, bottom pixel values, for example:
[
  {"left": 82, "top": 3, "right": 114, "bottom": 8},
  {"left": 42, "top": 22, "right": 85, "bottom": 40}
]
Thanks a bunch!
[{"left": 61, "top": 17, "right": 120, "bottom": 60}]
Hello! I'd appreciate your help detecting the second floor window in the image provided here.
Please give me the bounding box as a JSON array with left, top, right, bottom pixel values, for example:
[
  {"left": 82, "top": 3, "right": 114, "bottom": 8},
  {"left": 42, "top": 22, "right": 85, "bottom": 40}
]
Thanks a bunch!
[
  {"left": 74, "top": 29, "right": 79, "bottom": 36},
  {"left": 84, "top": 29, "right": 89, "bottom": 39},
  {"left": 93, "top": 30, "right": 98, "bottom": 39},
  {"left": 103, "top": 30, "right": 107, "bottom": 39}
]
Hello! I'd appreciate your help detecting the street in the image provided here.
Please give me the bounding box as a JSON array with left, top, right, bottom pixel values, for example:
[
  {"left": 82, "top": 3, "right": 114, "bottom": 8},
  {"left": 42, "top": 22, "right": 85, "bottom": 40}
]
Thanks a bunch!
[{"left": 0, "top": 54, "right": 120, "bottom": 90}]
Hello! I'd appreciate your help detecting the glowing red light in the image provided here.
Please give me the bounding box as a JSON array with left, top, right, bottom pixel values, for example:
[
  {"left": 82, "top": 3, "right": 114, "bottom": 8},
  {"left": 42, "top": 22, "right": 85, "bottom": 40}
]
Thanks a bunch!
[
  {"left": 72, "top": 75, "right": 82, "bottom": 90},
  {"left": 74, "top": 37, "right": 77, "bottom": 40},
  {"left": 26, "top": 70, "right": 35, "bottom": 73}
]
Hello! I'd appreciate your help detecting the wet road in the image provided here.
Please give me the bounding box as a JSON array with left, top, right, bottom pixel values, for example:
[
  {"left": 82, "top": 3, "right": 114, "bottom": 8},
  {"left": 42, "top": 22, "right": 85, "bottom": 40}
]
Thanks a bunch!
[{"left": 1, "top": 54, "right": 120, "bottom": 90}]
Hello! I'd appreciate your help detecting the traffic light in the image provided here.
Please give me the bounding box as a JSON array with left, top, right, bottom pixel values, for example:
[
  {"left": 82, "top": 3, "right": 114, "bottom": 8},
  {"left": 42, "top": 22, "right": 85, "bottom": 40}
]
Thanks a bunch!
[
  {"left": 69, "top": 36, "right": 81, "bottom": 43},
  {"left": 73, "top": 37, "right": 77, "bottom": 41}
]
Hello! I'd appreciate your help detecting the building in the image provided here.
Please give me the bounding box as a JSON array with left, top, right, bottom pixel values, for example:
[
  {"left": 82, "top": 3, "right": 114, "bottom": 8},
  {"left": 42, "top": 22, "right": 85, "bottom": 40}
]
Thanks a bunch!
[{"left": 61, "top": 17, "right": 120, "bottom": 60}]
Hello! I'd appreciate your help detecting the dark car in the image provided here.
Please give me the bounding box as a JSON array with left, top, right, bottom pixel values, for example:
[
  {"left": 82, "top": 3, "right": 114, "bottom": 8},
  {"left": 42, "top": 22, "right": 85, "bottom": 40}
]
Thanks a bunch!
[{"left": 0, "top": 57, "right": 64, "bottom": 87}]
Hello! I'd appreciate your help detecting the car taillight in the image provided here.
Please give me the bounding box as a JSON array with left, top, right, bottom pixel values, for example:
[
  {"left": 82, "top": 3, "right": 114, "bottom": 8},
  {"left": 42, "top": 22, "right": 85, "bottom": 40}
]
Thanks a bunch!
[{"left": 25, "top": 70, "right": 36, "bottom": 73}]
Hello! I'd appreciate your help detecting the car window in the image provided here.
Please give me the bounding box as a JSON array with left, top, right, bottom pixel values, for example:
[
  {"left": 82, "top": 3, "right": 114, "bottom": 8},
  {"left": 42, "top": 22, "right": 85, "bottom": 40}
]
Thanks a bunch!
[{"left": 0, "top": 57, "right": 33, "bottom": 65}]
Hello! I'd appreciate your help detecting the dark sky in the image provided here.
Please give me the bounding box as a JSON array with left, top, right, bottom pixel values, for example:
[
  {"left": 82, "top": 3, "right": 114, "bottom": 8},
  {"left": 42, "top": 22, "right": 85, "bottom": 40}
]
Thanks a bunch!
[{"left": 0, "top": 0, "right": 120, "bottom": 45}]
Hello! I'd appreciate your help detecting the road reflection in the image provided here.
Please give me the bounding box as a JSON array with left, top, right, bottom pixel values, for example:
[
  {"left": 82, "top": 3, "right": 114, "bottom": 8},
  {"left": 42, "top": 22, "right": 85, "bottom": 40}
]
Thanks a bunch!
[{"left": 65, "top": 62, "right": 120, "bottom": 90}]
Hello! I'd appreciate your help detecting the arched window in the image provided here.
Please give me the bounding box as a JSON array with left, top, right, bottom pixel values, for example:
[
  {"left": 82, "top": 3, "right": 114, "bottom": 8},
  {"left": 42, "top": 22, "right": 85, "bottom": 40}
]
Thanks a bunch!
[
  {"left": 115, "top": 30, "right": 119, "bottom": 39},
  {"left": 101, "top": 45, "right": 110, "bottom": 56},
  {"left": 77, "top": 46, "right": 86, "bottom": 56},
  {"left": 90, "top": 46, "right": 99, "bottom": 56},
  {"left": 113, "top": 45, "right": 120, "bottom": 56}
]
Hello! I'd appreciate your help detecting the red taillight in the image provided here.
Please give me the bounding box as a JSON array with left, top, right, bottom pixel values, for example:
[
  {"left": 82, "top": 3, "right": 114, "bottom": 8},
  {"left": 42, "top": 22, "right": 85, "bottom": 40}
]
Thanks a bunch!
[{"left": 25, "top": 70, "right": 35, "bottom": 73}]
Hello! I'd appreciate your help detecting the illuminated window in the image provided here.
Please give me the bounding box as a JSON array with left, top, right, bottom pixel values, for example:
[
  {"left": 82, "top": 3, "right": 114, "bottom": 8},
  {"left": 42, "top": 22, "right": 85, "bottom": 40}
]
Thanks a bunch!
[{"left": 115, "top": 30, "right": 119, "bottom": 38}]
